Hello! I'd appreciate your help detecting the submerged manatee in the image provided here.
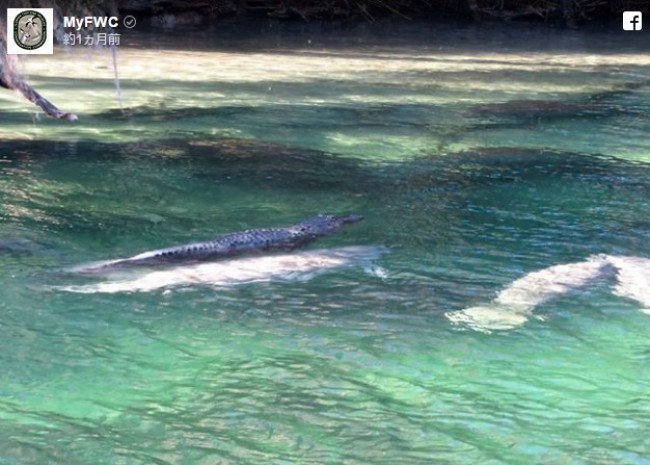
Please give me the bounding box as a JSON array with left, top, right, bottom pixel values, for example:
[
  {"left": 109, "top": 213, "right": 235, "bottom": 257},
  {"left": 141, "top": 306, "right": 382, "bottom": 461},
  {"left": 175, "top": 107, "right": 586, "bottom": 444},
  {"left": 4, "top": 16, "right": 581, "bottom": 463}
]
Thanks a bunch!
[
  {"left": 59, "top": 246, "right": 386, "bottom": 294},
  {"left": 446, "top": 255, "right": 650, "bottom": 332}
]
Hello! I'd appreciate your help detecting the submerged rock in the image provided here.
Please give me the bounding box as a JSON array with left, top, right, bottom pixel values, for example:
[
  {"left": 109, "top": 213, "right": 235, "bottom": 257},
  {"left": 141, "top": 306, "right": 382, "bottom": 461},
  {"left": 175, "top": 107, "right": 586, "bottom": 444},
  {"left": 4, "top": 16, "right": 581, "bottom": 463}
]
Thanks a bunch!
[
  {"left": 404, "top": 147, "right": 635, "bottom": 187},
  {"left": 0, "top": 237, "right": 41, "bottom": 255},
  {"left": 471, "top": 99, "right": 625, "bottom": 121},
  {"left": 469, "top": 79, "right": 649, "bottom": 124},
  {"left": 183, "top": 138, "right": 373, "bottom": 192},
  {"left": 92, "top": 105, "right": 242, "bottom": 122}
]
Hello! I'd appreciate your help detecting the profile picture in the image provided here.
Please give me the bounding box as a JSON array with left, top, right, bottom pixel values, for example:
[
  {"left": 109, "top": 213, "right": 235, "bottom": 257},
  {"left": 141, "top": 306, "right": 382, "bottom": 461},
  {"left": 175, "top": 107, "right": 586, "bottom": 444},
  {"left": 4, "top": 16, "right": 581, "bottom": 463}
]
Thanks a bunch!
[{"left": 6, "top": 8, "right": 54, "bottom": 54}]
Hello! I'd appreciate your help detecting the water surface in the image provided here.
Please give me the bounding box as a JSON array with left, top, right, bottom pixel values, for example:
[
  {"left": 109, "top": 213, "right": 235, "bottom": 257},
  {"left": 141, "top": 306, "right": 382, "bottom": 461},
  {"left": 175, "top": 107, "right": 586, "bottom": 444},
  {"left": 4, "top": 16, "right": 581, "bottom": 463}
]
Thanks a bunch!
[{"left": 1, "top": 20, "right": 649, "bottom": 465}]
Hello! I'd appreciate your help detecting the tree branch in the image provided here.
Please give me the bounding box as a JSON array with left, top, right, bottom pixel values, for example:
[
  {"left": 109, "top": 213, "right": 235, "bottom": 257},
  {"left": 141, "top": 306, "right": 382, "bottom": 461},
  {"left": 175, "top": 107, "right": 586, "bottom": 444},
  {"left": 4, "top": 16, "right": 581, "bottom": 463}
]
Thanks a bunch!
[{"left": 0, "top": 37, "right": 78, "bottom": 121}]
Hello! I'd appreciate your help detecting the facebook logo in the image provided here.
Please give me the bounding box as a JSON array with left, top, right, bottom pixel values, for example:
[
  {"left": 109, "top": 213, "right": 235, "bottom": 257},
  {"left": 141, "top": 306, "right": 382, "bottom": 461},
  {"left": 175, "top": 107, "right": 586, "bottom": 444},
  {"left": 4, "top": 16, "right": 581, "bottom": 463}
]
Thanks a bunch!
[{"left": 623, "top": 11, "right": 642, "bottom": 31}]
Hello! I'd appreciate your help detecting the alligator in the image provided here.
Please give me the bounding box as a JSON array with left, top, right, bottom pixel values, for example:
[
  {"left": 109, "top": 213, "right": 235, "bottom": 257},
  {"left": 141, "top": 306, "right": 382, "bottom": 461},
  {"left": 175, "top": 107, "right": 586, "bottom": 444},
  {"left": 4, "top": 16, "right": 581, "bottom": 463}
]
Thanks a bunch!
[{"left": 79, "top": 213, "right": 363, "bottom": 272}]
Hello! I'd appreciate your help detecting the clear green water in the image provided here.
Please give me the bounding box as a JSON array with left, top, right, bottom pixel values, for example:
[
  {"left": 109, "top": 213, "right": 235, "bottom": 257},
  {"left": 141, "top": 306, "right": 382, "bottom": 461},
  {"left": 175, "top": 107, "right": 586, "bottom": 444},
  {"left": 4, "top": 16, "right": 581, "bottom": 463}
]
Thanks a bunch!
[{"left": 1, "top": 20, "right": 650, "bottom": 464}]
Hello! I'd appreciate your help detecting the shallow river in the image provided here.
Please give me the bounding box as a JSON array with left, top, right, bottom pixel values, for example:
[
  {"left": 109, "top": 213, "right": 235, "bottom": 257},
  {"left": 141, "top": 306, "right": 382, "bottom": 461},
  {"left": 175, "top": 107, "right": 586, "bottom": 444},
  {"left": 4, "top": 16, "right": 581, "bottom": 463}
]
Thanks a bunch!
[{"left": 0, "top": 19, "right": 649, "bottom": 465}]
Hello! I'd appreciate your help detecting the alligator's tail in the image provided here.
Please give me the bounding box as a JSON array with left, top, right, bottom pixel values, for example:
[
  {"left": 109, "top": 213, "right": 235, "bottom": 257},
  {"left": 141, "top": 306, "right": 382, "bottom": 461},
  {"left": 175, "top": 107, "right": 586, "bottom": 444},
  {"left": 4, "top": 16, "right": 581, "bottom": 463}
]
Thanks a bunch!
[{"left": 445, "top": 254, "right": 650, "bottom": 332}]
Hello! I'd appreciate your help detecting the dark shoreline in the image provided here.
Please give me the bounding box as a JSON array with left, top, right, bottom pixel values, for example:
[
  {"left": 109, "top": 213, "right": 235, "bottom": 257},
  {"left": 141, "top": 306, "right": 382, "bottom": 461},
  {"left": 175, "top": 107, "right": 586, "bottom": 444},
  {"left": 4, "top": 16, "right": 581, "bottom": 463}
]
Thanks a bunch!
[{"left": 98, "top": 1, "right": 650, "bottom": 29}]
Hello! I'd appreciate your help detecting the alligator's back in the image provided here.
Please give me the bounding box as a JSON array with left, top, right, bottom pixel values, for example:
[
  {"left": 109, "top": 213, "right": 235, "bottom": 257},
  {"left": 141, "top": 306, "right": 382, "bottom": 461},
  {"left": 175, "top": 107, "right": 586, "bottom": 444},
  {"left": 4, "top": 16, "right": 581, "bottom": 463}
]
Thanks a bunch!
[
  {"left": 125, "top": 226, "right": 304, "bottom": 266},
  {"left": 76, "top": 213, "right": 363, "bottom": 272}
]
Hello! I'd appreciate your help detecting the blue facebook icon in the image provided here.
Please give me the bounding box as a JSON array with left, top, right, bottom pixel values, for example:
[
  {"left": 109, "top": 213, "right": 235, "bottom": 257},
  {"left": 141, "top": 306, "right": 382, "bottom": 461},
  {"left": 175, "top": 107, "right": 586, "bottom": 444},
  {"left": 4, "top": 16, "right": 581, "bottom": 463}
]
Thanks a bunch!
[{"left": 623, "top": 11, "right": 642, "bottom": 31}]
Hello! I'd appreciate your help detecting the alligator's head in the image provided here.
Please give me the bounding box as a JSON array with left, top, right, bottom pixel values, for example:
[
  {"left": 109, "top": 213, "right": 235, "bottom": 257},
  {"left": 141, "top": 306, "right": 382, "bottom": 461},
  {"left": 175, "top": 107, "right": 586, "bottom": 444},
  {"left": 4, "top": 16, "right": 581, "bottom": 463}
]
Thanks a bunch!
[{"left": 293, "top": 213, "right": 363, "bottom": 238}]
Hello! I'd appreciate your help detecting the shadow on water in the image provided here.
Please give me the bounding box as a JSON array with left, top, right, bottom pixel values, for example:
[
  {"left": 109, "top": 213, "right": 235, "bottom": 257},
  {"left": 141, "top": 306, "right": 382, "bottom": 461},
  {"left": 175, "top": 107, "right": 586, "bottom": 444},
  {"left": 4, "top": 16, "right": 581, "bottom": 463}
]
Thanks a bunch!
[
  {"left": 3, "top": 136, "right": 650, "bottom": 222},
  {"left": 182, "top": 138, "right": 373, "bottom": 192},
  {"left": 444, "top": 78, "right": 650, "bottom": 144},
  {"left": 0, "top": 137, "right": 378, "bottom": 261},
  {"left": 468, "top": 99, "right": 632, "bottom": 123},
  {"left": 377, "top": 146, "right": 650, "bottom": 266},
  {"left": 0, "top": 137, "right": 369, "bottom": 189},
  {"left": 0, "top": 237, "right": 42, "bottom": 254},
  {"left": 90, "top": 102, "right": 442, "bottom": 134},
  {"left": 2, "top": 134, "right": 650, "bottom": 271},
  {"left": 405, "top": 147, "right": 650, "bottom": 189}
]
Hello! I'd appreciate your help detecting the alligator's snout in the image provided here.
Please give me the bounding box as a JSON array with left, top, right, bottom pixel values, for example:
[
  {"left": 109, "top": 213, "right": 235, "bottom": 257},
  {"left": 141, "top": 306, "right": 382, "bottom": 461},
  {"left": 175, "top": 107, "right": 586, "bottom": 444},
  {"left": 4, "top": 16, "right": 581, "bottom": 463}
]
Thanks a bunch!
[{"left": 297, "top": 213, "right": 364, "bottom": 237}]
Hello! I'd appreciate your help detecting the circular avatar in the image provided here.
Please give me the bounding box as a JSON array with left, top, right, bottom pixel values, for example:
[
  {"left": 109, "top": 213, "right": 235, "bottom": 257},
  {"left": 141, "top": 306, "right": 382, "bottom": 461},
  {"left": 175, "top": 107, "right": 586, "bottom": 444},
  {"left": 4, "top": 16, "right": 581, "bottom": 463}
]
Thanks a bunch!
[{"left": 13, "top": 10, "right": 47, "bottom": 50}]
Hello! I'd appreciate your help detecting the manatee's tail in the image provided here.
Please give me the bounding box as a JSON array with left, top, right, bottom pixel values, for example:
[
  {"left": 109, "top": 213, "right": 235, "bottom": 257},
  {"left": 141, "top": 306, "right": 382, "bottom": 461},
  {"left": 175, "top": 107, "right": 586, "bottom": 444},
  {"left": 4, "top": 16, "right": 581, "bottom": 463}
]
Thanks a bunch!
[
  {"left": 607, "top": 255, "right": 650, "bottom": 314},
  {"left": 445, "top": 255, "right": 614, "bottom": 332}
]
